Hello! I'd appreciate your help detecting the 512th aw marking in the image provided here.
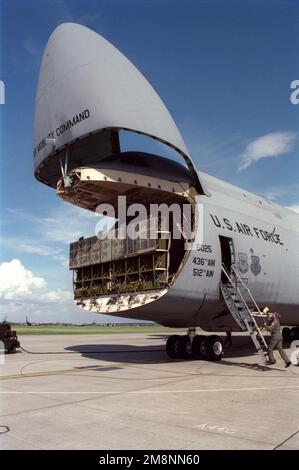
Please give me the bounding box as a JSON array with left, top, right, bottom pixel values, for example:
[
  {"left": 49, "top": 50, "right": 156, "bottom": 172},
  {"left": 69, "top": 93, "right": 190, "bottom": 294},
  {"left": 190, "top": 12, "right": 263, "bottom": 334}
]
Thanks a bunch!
[{"left": 192, "top": 256, "right": 215, "bottom": 278}]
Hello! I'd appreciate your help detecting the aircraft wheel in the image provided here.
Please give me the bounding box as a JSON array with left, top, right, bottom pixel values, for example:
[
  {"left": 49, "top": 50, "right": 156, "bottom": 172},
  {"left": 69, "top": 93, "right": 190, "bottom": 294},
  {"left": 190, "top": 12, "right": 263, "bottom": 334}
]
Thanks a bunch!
[
  {"left": 192, "top": 335, "right": 209, "bottom": 360},
  {"left": 207, "top": 335, "right": 224, "bottom": 361},
  {"left": 282, "top": 327, "right": 291, "bottom": 342},
  {"left": 177, "top": 335, "right": 193, "bottom": 359},
  {"left": 291, "top": 327, "right": 299, "bottom": 340},
  {"left": 166, "top": 335, "right": 180, "bottom": 359}
]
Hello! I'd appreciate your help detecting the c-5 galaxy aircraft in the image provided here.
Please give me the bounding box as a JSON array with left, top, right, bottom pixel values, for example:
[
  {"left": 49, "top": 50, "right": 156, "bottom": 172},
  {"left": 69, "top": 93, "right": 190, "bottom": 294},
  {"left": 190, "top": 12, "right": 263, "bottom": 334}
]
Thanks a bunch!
[{"left": 33, "top": 24, "right": 299, "bottom": 362}]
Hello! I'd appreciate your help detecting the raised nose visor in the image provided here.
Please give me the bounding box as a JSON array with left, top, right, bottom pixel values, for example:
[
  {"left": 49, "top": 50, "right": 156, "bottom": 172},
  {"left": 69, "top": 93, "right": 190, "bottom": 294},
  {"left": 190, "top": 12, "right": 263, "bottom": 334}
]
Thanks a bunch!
[{"left": 33, "top": 23, "right": 207, "bottom": 195}]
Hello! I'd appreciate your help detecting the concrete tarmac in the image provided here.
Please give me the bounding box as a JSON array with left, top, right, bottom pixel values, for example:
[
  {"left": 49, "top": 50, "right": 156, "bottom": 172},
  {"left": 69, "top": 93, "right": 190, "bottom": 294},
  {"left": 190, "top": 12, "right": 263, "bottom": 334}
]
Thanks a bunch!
[{"left": 0, "top": 332, "right": 298, "bottom": 450}]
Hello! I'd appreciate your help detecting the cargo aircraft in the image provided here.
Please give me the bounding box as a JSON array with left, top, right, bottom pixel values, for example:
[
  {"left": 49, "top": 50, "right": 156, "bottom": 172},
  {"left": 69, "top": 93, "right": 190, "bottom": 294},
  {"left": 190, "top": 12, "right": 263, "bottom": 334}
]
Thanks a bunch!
[{"left": 33, "top": 24, "right": 299, "bottom": 362}]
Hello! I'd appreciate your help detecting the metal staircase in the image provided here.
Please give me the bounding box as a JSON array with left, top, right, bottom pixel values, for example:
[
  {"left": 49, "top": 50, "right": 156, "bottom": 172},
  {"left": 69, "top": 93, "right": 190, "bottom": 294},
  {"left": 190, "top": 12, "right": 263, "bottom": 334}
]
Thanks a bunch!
[{"left": 221, "top": 264, "right": 269, "bottom": 365}]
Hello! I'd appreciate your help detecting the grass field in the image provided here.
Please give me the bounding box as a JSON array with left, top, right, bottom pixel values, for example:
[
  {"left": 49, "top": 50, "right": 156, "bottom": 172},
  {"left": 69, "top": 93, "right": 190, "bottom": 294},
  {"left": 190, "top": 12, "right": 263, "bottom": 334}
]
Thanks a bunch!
[{"left": 11, "top": 324, "right": 182, "bottom": 335}]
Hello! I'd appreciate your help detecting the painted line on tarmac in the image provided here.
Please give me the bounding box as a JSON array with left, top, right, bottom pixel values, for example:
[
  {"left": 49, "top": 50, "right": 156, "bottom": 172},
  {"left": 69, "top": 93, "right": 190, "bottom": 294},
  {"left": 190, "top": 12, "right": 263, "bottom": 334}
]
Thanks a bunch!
[
  {"left": 0, "top": 385, "right": 299, "bottom": 394},
  {"left": 0, "top": 365, "right": 104, "bottom": 380}
]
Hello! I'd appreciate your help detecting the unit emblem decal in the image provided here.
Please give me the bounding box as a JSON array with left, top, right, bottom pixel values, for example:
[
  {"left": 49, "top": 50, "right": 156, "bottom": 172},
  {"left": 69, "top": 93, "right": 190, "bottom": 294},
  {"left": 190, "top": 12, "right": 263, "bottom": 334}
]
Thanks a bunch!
[
  {"left": 250, "top": 255, "right": 261, "bottom": 276},
  {"left": 237, "top": 253, "right": 249, "bottom": 274}
]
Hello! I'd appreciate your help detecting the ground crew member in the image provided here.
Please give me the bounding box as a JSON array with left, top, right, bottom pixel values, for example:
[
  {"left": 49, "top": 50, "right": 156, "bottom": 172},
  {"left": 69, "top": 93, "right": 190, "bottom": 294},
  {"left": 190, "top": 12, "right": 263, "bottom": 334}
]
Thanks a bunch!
[{"left": 264, "top": 311, "right": 291, "bottom": 367}]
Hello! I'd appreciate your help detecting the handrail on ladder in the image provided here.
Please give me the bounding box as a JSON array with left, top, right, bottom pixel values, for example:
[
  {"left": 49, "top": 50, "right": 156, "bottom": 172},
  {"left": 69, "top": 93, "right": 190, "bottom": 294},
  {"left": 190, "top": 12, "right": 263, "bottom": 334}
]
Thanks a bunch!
[
  {"left": 221, "top": 263, "right": 255, "bottom": 322},
  {"left": 221, "top": 263, "right": 268, "bottom": 350},
  {"left": 230, "top": 264, "right": 268, "bottom": 323}
]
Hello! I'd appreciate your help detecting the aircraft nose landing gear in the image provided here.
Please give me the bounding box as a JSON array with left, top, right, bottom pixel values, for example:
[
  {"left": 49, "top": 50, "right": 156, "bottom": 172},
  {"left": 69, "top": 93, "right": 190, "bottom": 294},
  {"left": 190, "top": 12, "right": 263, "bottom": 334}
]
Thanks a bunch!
[{"left": 166, "top": 329, "right": 224, "bottom": 361}]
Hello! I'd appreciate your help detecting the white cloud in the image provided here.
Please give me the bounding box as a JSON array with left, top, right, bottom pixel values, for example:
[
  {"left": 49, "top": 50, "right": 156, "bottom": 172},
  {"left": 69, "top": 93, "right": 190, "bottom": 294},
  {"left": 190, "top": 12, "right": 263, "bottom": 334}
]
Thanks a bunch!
[
  {"left": 0, "top": 259, "right": 74, "bottom": 304},
  {"left": 286, "top": 203, "right": 299, "bottom": 214},
  {"left": 40, "top": 289, "right": 72, "bottom": 302},
  {"left": 264, "top": 189, "right": 287, "bottom": 202},
  {"left": 1, "top": 235, "right": 68, "bottom": 267},
  {"left": 1, "top": 202, "right": 103, "bottom": 321},
  {"left": 24, "top": 37, "right": 41, "bottom": 57},
  {"left": 239, "top": 132, "right": 297, "bottom": 171},
  {"left": 257, "top": 182, "right": 299, "bottom": 204},
  {"left": 39, "top": 203, "right": 101, "bottom": 244},
  {"left": 5, "top": 202, "right": 100, "bottom": 264},
  {"left": 76, "top": 13, "right": 102, "bottom": 25},
  {"left": 19, "top": 244, "right": 68, "bottom": 265},
  {"left": 0, "top": 259, "right": 46, "bottom": 300},
  {"left": 19, "top": 243, "right": 61, "bottom": 257}
]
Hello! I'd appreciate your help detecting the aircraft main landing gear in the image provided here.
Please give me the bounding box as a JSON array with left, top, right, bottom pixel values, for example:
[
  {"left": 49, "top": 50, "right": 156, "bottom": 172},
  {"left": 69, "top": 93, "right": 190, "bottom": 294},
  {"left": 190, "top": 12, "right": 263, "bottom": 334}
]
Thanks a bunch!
[
  {"left": 166, "top": 329, "right": 224, "bottom": 361},
  {"left": 282, "top": 327, "right": 299, "bottom": 342}
]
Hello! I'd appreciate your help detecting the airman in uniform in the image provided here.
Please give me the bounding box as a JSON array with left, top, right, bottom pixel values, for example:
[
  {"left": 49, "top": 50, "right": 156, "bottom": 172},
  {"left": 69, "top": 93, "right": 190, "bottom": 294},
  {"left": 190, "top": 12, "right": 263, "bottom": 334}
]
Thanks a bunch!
[{"left": 263, "top": 309, "right": 291, "bottom": 367}]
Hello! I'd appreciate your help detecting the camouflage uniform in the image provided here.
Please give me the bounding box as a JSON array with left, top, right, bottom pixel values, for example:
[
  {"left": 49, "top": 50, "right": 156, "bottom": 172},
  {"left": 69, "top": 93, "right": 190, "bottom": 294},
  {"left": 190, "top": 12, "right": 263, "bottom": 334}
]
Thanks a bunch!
[{"left": 266, "top": 319, "right": 290, "bottom": 364}]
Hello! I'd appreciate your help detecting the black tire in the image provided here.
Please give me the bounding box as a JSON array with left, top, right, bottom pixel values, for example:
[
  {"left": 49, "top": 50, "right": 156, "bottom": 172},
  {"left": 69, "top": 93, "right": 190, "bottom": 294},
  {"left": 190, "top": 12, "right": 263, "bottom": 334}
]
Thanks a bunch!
[
  {"left": 177, "top": 335, "right": 193, "bottom": 359},
  {"left": 192, "top": 335, "right": 209, "bottom": 360},
  {"left": 207, "top": 335, "right": 224, "bottom": 361},
  {"left": 166, "top": 335, "right": 180, "bottom": 359},
  {"left": 8, "top": 345, "right": 16, "bottom": 354},
  {"left": 282, "top": 327, "right": 291, "bottom": 342},
  {"left": 291, "top": 327, "right": 299, "bottom": 340}
]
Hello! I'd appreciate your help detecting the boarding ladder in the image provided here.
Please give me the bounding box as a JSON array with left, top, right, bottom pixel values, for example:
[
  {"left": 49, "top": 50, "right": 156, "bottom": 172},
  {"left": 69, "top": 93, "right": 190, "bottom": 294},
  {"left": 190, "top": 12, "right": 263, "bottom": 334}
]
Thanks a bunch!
[{"left": 220, "top": 264, "right": 269, "bottom": 365}]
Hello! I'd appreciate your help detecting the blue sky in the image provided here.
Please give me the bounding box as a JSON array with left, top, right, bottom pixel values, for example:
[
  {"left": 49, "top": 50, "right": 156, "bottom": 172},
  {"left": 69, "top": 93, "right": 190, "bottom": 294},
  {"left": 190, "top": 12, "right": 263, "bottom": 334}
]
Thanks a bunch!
[{"left": 0, "top": 0, "right": 298, "bottom": 323}]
